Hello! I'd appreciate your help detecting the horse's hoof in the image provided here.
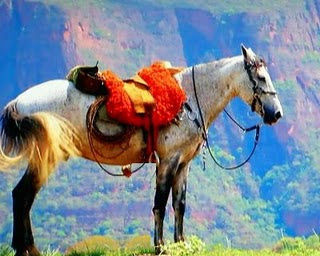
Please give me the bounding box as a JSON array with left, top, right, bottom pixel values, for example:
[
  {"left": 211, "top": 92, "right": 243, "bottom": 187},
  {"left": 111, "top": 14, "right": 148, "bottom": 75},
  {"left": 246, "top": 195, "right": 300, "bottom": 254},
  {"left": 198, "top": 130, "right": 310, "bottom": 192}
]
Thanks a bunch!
[
  {"left": 178, "top": 235, "right": 185, "bottom": 242},
  {"left": 154, "top": 240, "right": 164, "bottom": 255},
  {"left": 154, "top": 246, "right": 161, "bottom": 255},
  {"left": 174, "top": 234, "right": 185, "bottom": 243},
  {"left": 15, "top": 245, "right": 41, "bottom": 256}
]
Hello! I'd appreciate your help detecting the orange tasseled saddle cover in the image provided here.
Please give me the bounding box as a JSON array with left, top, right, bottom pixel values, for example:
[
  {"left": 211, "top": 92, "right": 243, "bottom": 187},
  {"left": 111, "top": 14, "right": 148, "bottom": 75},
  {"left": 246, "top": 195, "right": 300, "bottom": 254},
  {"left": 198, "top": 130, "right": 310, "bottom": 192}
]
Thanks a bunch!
[
  {"left": 102, "top": 61, "right": 185, "bottom": 127},
  {"left": 101, "top": 61, "right": 186, "bottom": 158}
]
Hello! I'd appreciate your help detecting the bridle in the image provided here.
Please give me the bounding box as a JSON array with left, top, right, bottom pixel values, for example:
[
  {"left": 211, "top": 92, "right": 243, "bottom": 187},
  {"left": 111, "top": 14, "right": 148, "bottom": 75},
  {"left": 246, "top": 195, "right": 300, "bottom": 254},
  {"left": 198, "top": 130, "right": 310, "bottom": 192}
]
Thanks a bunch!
[
  {"left": 244, "top": 59, "right": 277, "bottom": 115},
  {"left": 190, "top": 59, "right": 276, "bottom": 170}
]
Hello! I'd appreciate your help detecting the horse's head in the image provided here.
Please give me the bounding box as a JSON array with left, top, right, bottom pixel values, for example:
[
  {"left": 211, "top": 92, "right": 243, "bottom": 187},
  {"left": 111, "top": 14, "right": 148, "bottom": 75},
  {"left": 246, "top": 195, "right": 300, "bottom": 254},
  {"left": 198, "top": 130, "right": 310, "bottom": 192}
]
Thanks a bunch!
[{"left": 238, "top": 44, "right": 283, "bottom": 125}]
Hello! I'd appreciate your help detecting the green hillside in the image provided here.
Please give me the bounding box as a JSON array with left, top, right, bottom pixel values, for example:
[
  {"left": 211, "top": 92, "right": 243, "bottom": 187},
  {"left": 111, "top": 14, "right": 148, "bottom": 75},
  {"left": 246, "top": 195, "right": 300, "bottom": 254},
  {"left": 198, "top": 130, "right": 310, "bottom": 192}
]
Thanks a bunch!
[{"left": 1, "top": 0, "right": 320, "bottom": 253}]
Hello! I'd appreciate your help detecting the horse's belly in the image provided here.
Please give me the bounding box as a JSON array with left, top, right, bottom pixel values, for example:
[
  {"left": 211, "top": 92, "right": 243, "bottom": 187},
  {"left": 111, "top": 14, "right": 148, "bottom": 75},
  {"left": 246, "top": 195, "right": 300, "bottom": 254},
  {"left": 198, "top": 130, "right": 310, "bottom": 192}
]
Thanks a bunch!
[{"left": 81, "top": 129, "right": 146, "bottom": 165}]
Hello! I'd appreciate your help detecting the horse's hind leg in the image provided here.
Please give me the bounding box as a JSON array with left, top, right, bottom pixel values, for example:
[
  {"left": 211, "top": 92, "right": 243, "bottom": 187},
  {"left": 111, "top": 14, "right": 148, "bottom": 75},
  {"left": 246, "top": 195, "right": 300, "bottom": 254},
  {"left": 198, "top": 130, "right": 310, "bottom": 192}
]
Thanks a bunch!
[
  {"left": 153, "top": 157, "right": 180, "bottom": 254},
  {"left": 12, "top": 167, "right": 43, "bottom": 256},
  {"left": 172, "top": 162, "right": 190, "bottom": 243}
]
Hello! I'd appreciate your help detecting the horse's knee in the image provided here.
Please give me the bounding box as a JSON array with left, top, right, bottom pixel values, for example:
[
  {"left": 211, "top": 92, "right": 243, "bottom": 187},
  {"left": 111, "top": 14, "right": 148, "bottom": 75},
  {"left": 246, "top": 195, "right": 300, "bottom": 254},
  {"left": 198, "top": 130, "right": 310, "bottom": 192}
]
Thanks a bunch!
[
  {"left": 153, "top": 188, "right": 171, "bottom": 216},
  {"left": 172, "top": 187, "right": 186, "bottom": 211},
  {"left": 12, "top": 175, "right": 26, "bottom": 198},
  {"left": 12, "top": 173, "right": 40, "bottom": 207},
  {"left": 12, "top": 180, "right": 26, "bottom": 213},
  {"left": 173, "top": 199, "right": 186, "bottom": 213},
  {"left": 12, "top": 185, "right": 20, "bottom": 201},
  {"left": 152, "top": 207, "right": 166, "bottom": 222}
]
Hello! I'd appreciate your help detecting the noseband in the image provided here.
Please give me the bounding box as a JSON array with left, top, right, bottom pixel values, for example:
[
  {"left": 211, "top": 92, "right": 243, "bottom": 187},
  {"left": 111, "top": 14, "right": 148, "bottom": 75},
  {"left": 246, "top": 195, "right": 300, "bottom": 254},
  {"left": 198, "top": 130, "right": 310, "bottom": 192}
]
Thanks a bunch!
[{"left": 244, "top": 60, "right": 277, "bottom": 114}]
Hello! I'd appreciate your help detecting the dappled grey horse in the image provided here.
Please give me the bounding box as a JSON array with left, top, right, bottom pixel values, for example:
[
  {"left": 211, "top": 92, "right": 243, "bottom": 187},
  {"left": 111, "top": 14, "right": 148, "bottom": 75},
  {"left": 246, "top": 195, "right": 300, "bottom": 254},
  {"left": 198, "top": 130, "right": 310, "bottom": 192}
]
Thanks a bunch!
[{"left": 0, "top": 45, "right": 282, "bottom": 255}]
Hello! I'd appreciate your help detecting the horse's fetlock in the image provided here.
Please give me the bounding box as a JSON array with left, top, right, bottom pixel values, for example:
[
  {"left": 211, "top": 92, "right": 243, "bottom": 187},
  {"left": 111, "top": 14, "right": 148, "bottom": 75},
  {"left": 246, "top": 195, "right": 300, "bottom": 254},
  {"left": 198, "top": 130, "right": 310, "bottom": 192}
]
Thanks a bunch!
[
  {"left": 154, "top": 241, "right": 164, "bottom": 255},
  {"left": 14, "top": 245, "right": 40, "bottom": 256}
]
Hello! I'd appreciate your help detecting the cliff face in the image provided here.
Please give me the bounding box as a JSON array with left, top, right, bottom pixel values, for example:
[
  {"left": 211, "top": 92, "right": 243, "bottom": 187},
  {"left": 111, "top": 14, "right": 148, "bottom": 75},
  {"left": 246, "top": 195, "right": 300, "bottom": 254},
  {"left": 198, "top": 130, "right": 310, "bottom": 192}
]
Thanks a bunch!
[
  {"left": 0, "top": 1, "right": 67, "bottom": 101},
  {"left": 1, "top": 0, "right": 320, "bottom": 248}
]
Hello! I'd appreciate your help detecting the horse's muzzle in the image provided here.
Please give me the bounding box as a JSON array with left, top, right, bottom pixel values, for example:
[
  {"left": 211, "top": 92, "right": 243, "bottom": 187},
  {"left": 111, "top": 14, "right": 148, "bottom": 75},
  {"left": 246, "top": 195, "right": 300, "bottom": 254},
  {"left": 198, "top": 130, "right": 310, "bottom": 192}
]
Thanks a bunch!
[{"left": 263, "top": 105, "right": 283, "bottom": 125}]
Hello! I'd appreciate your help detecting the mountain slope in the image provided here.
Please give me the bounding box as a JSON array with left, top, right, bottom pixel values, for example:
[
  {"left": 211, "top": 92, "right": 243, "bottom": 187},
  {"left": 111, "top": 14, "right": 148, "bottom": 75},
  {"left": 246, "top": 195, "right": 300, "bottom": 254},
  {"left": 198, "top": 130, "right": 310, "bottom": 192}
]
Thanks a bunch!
[{"left": 0, "top": 0, "right": 320, "bottom": 251}]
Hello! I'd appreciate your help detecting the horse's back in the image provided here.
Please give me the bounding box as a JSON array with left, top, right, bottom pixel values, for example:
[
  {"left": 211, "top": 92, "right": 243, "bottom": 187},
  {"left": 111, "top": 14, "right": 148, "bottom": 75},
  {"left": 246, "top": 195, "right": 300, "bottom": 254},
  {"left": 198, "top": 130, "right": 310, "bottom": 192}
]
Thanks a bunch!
[{"left": 15, "top": 79, "right": 95, "bottom": 129}]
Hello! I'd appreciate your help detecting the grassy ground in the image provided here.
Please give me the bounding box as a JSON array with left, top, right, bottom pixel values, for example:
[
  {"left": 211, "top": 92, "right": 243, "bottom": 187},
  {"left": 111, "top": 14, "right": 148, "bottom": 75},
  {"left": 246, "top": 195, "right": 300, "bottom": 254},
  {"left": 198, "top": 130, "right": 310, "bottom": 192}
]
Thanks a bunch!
[
  {"left": 1, "top": 235, "right": 320, "bottom": 256},
  {"left": 1, "top": 247, "right": 320, "bottom": 256}
]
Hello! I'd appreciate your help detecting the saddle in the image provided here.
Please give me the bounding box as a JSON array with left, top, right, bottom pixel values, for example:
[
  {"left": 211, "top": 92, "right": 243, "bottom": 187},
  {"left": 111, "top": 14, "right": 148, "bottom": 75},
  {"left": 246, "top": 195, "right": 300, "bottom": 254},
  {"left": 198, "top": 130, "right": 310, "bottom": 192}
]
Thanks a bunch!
[
  {"left": 67, "top": 63, "right": 156, "bottom": 115},
  {"left": 66, "top": 63, "right": 107, "bottom": 95},
  {"left": 67, "top": 61, "right": 186, "bottom": 169}
]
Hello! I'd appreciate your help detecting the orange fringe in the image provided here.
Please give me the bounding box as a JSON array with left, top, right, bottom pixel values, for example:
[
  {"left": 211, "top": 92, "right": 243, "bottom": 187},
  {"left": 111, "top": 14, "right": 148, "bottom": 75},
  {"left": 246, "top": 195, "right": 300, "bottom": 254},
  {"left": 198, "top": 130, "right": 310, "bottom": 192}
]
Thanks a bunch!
[{"left": 102, "top": 62, "right": 186, "bottom": 127}]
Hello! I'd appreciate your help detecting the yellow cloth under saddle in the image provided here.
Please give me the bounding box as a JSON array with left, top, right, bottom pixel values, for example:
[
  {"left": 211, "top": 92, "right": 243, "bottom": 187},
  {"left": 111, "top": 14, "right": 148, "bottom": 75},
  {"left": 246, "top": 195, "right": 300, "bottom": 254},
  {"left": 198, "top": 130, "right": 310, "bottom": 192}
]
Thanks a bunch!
[{"left": 123, "top": 74, "right": 155, "bottom": 114}]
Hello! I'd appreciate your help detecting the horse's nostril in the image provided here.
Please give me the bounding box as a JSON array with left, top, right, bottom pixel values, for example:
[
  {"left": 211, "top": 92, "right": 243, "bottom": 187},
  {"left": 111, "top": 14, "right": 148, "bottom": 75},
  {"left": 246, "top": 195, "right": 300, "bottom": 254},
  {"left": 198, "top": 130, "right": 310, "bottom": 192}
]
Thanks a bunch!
[{"left": 275, "top": 111, "right": 282, "bottom": 120}]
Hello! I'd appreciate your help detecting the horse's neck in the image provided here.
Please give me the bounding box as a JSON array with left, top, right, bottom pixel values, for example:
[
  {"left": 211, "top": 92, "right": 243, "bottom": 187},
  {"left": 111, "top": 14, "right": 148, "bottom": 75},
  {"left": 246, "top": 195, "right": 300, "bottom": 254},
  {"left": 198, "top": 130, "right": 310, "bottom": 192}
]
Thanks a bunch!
[{"left": 178, "top": 56, "right": 243, "bottom": 127}]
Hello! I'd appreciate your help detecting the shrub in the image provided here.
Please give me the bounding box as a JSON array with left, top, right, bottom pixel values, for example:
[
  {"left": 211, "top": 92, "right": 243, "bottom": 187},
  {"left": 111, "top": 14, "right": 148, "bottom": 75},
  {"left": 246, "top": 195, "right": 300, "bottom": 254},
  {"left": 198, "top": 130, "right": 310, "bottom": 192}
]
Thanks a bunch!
[
  {"left": 160, "top": 236, "right": 206, "bottom": 256},
  {"left": 304, "top": 234, "right": 320, "bottom": 249},
  {"left": 66, "top": 235, "right": 120, "bottom": 254},
  {"left": 272, "top": 237, "right": 306, "bottom": 252},
  {"left": 67, "top": 249, "right": 105, "bottom": 256},
  {"left": 42, "top": 248, "right": 62, "bottom": 256},
  {"left": 124, "top": 234, "right": 152, "bottom": 250}
]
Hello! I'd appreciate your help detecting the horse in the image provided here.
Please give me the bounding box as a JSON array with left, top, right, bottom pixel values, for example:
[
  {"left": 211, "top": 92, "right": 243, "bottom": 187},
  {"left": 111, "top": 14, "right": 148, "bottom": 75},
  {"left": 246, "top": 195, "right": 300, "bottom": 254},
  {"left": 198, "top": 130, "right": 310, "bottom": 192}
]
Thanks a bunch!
[{"left": 0, "top": 45, "right": 283, "bottom": 256}]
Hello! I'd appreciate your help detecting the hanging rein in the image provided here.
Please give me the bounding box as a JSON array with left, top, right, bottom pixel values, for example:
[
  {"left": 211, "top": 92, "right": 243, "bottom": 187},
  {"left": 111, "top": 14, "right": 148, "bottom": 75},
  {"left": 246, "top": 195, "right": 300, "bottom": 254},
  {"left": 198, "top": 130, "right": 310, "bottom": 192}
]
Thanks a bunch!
[{"left": 190, "top": 60, "right": 276, "bottom": 170}]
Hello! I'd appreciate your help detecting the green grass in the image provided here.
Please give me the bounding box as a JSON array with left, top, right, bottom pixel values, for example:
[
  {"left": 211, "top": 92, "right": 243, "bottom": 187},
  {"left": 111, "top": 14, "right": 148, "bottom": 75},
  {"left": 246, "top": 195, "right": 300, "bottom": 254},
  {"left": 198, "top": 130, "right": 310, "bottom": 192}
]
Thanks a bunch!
[
  {"left": 1, "top": 247, "right": 320, "bottom": 256},
  {"left": 2, "top": 235, "right": 320, "bottom": 256},
  {"left": 0, "top": 245, "right": 14, "bottom": 256}
]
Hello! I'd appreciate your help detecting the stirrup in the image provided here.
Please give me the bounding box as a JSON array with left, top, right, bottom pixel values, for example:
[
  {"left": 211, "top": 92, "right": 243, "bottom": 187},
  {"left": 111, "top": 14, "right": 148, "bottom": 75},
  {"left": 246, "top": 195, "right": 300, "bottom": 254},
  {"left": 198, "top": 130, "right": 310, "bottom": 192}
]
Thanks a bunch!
[{"left": 148, "top": 151, "right": 160, "bottom": 167}]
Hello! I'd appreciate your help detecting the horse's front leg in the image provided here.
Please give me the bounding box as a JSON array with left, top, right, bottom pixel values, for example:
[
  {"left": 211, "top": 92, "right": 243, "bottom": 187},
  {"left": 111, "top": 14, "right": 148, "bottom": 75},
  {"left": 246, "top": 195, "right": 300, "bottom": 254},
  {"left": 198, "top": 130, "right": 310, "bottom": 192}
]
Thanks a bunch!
[
  {"left": 153, "top": 157, "right": 180, "bottom": 254},
  {"left": 172, "top": 162, "right": 190, "bottom": 242},
  {"left": 12, "top": 167, "right": 42, "bottom": 256}
]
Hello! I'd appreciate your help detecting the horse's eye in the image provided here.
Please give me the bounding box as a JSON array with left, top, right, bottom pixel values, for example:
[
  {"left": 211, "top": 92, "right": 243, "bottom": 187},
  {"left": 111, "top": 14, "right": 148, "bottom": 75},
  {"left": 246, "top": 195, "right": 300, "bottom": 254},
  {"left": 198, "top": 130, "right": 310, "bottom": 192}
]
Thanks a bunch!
[{"left": 258, "top": 76, "right": 266, "bottom": 82}]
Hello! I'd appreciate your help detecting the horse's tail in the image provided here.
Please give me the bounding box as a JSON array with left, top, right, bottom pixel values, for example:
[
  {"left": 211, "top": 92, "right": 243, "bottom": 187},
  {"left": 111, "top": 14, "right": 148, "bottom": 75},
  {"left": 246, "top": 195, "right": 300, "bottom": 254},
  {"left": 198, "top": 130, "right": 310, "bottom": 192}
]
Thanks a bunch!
[{"left": 0, "top": 101, "right": 81, "bottom": 182}]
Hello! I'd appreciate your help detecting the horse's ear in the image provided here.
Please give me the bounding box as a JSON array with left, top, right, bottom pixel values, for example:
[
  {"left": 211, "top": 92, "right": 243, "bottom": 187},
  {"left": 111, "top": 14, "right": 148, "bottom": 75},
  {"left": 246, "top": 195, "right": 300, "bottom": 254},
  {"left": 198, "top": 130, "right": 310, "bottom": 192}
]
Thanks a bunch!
[{"left": 241, "top": 44, "right": 249, "bottom": 61}]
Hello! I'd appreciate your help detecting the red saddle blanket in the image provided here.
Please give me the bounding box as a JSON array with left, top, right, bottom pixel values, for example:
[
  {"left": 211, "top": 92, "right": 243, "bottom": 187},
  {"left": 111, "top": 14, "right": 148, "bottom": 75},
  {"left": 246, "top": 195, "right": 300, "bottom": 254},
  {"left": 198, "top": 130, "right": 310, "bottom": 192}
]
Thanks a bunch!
[{"left": 102, "top": 62, "right": 186, "bottom": 128}]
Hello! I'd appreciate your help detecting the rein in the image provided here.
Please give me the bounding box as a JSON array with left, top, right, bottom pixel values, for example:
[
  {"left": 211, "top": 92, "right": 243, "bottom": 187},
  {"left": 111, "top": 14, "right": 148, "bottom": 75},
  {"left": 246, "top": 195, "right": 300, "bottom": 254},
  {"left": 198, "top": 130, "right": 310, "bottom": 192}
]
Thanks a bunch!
[{"left": 191, "top": 65, "right": 261, "bottom": 170}]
